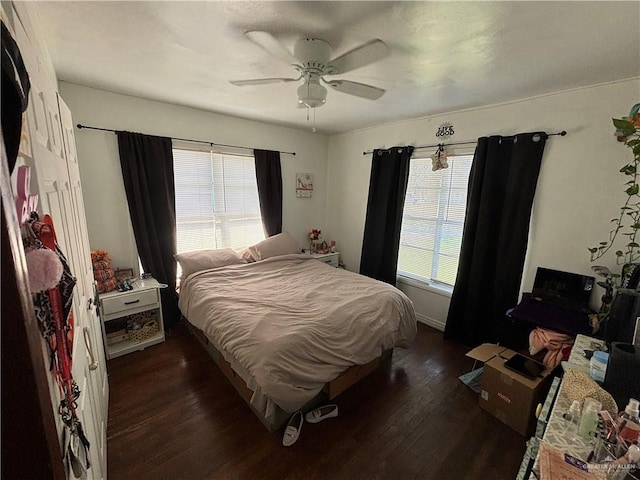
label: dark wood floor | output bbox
[106,322,526,479]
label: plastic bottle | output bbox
[579,398,602,441]
[564,400,582,436]
[618,398,640,445]
[590,350,609,382]
[607,444,640,479]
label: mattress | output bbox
[178,253,416,418]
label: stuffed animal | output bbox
[91,249,117,293]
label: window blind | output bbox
[173,148,264,254]
[398,154,473,287]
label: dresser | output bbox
[98,277,166,359]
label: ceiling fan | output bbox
[230,31,389,109]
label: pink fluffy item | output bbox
[26,248,63,292]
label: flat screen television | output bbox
[532,267,594,312]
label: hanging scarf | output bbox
[26,213,91,477]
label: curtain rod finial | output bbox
[77,124,84,129]
[559,130,567,136]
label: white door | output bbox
[12,9,108,479]
[58,94,109,479]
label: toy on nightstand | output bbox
[117,278,133,292]
[92,249,117,293]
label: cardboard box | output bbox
[467,344,554,437]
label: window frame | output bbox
[396,150,475,291]
[172,141,264,255]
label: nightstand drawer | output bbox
[312,252,339,268]
[101,289,158,316]
[318,256,338,267]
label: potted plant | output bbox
[589,104,640,265]
[588,104,640,326]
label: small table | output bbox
[98,277,166,359]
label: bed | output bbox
[177,248,416,432]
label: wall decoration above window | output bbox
[296,172,314,198]
[435,122,454,140]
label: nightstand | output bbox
[98,277,166,359]
[311,251,340,268]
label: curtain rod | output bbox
[76,124,297,156]
[361,130,567,155]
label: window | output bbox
[173,147,265,254]
[397,154,473,288]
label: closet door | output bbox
[58,94,108,479]
[17,5,72,441]
[12,6,108,479]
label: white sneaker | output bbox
[282,411,303,447]
[304,404,338,424]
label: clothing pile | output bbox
[529,327,574,368]
[91,250,117,293]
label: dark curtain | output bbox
[360,146,414,285]
[444,133,547,346]
[254,149,283,237]
[116,131,179,329]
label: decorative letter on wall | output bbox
[15,165,39,225]
[435,122,454,140]
[296,172,313,198]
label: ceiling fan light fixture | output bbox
[234,31,389,109]
[297,81,327,108]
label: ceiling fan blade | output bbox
[325,79,385,100]
[328,39,389,74]
[245,31,297,65]
[230,77,300,86]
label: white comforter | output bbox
[178,254,416,413]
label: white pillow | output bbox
[247,231,300,260]
[175,248,246,280]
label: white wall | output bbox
[61,78,640,330]
[59,82,329,272]
[327,78,640,330]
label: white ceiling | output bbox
[35,1,640,135]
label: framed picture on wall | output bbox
[296,172,313,198]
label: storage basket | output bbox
[128,319,159,344]
[127,309,160,343]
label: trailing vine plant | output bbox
[589,104,640,265]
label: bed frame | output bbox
[185,320,392,432]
